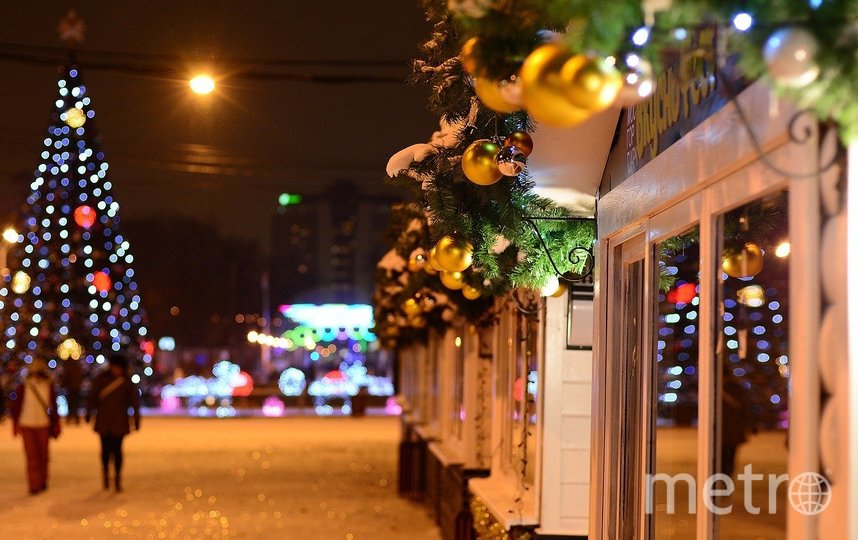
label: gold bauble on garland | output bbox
[407,252,427,273]
[460,37,482,76]
[551,282,568,298]
[403,298,422,317]
[462,139,503,186]
[722,242,764,279]
[561,55,622,113]
[462,285,481,300]
[440,271,466,290]
[520,44,591,127]
[504,131,534,156]
[435,235,474,272]
[428,247,446,272]
[474,77,522,113]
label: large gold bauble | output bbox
[474,77,522,113]
[428,247,446,272]
[440,271,466,290]
[561,55,622,112]
[462,140,503,186]
[520,44,591,127]
[460,37,482,76]
[462,285,481,300]
[722,242,764,279]
[435,235,474,272]
[503,131,534,156]
[403,298,422,317]
[407,253,427,273]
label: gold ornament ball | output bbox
[435,235,474,272]
[428,247,446,272]
[462,139,503,186]
[462,285,481,300]
[64,107,86,128]
[403,298,422,317]
[551,282,568,298]
[561,55,622,112]
[504,131,534,156]
[520,44,591,127]
[440,271,466,290]
[460,37,482,76]
[474,77,522,113]
[408,253,427,273]
[420,295,437,312]
[722,242,764,279]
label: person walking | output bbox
[10,359,61,495]
[86,354,140,492]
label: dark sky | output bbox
[0,1,435,251]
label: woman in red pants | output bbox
[10,359,61,495]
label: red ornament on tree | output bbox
[74,205,96,229]
[92,271,112,292]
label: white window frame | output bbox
[591,81,822,539]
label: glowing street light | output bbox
[189,74,216,95]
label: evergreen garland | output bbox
[373,203,494,348]
[387,0,595,300]
[451,0,858,142]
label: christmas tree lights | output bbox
[0,61,151,379]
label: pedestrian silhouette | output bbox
[10,359,61,494]
[86,354,140,492]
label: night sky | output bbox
[0,1,436,251]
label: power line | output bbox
[0,42,410,84]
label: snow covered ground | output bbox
[0,416,441,540]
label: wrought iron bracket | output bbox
[521,215,596,283]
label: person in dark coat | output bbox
[60,358,83,425]
[86,354,140,492]
[10,359,61,494]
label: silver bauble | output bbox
[494,145,527,176]
[763,27,820,88]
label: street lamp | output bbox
[1,226,18,275]
[189,74,216,95]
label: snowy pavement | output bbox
[0,416,441,540]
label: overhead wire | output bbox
[0,41,410,84]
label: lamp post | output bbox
[1,227,18,275]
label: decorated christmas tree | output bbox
[0,60,151,379]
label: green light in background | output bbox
[278,193,303,206]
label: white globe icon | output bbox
[788,472,831,516]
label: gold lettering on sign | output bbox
[634,28,717,160]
